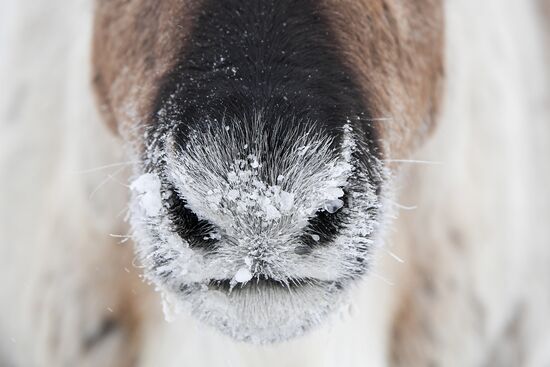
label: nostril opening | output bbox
[163,182,219,249]
[298,191,349,247]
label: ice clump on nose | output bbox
[198,156,297,222]
[322,187,345,214]
[323,199,344,214]
[130,173,163,216]
[234,267,253,283]
[279,191,295,212]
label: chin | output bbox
[176,277,346,343]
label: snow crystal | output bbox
[320,186,345,214]
[130,173,163,216]
[247,154,260,169]
[206,191,223,205]
[325,187,345,200]
[234,267,253,283]
[263,203,281,220]
[279,190,295,212]
[226,189,239,201]
[323,199,344,214]
[227,171,239,182]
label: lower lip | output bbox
[206,277,341,293]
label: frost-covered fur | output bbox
[1,0,550,366]
[129,115,385,342]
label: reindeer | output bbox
[1,0,550,366]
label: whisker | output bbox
[109,233,131,244]
[355,116,395,127]
[364,117,394,122]
[116,205,130,219]
[88,166,127,199]
[123,207,132,222]
[371,271,395,286]
[383,159,443,165]
[388,199,418,211]
[132,256,145,269]
[75,160,139,174]
[107,174,131,189]
[385,249,405,264]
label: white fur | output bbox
[1,0,550,366]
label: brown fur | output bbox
[320,0,444,159]
[92,0,200,134]
[92,0,444,159]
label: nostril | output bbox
[164,182,219,249]
[298,191,348,248]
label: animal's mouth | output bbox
[206,277,340,292]
[170,272,348,343]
